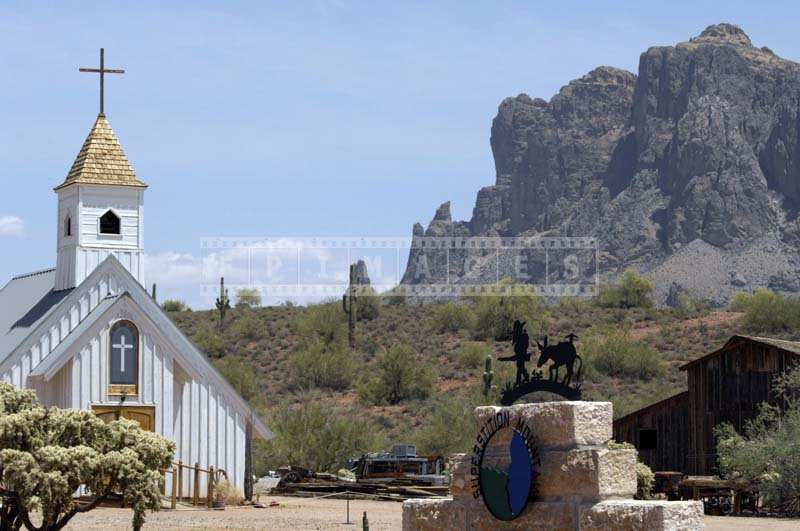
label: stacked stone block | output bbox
[403,402,703,530]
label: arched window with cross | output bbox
[109,320,139,394]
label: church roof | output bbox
[55,114,147,190]
[0,269,70,362]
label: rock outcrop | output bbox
[402,23,800,305]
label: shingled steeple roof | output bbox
[55,114,146,190]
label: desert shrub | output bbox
[382,286,407,306]
[732,288,800,333]
[214,479,244,505]
[582,328,664,380]
[357,287,381,320]
[729,292,752,312]
[235,288,262,308]
[0,382,174,530]
[214,356,262,406]
[162,299,190,312]
[290,339,355,391]
[414,393,478,456]
[256,401,384,473]
[431,302,475,333]
[232,311,261,340]
[635,462,655,499]
[456,341,492,370]
[358,344,435,405]
[292,301,347,347]
[470,283,544,340]
[716,365,800,515]
[596,269,654,309]
[194,326,226,357]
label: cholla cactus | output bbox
[483,355,495,397]
[342,264,357,349]
[216,277,231,330]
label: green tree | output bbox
[414,393,478,456]
[235,288,262,308]
[596,269,654,309]
[0,382,174,530]
[161,299,190,312]
[582,328,664,380]
[716,365,800,515]
[469,281,544,341]
[455,342,492,370]
[290,338,355,391]
[358,344,435,405]
[256,401,384,473]
[730,288,800,333]
[193,326,226,357]
[431,302,476,333]
[214,356,262,407]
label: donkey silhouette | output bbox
[536,334,583,386]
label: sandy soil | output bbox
[64,496,402,530]
[63,498,800,530]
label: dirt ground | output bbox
[64,498,800,530]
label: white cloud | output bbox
[0,216,24,236]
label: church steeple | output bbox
[54,50,146,291]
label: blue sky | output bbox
[2,1,799,307]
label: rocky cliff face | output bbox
[402,24,800,304]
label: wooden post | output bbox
[177,460,184,503]
[193,462,200,506]
[171,465,178,509]
[207,466,215,508]
[160,469,166,496]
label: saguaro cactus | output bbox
[342,263,357,349]
[483,355,495,398]
[216,277,231,330]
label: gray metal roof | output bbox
[0,268,69,363]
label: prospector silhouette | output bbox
[497,320,531,386]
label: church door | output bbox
[92,405,155,432]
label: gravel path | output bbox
[64,499,800,530]
[64,496,402,530]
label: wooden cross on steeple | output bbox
[79,48,124,116]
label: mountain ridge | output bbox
[402,23,800,305]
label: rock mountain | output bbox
[401,24,800,305]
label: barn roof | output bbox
[55,114,146,190]
[0,269,71,362]
[613,390,688,426]
[680,334,800,371]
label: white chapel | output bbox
[0,53,271,497]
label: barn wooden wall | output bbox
[685,339,798,475]
[613,391,689,472]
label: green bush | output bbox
[470,283,543,340]
[162,299,190,312]
[730,288,800,333]
[583,328,664,380]
[596,269,654,309]
[232,311,261,341]
[635,461,655,500]
[194,326,226,357]
[255,400,385,473]
[413,393,478,456]
[431,302,475,333]
[716,365,800,515]
[292,301,348,347]
[456,342,492,370]
[357,287,381,321]
[214,356,262,407]
[235,288,262,308]
[290,339,355,391]
[358,344,435,405]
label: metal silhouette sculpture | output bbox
[497,320,531,386]
[536,333,583,386]
[498,322,583,406]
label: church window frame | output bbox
[99,209,121,236]
[64,215,72,237]
[108,319,139,396]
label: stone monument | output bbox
[403,402,703,530]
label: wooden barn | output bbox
[613,335,800,475]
